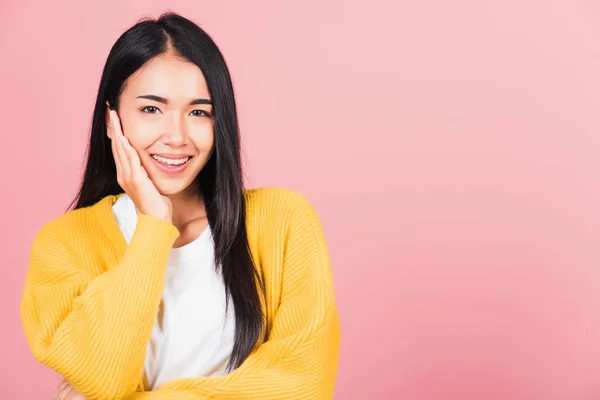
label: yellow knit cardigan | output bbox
[21,187,340,399]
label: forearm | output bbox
[22,214,180,399]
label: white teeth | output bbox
[152,155,190,165]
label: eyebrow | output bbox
[136,94,212,105]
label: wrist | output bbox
[135,208,171,223]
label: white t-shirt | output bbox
[112,194,235,390]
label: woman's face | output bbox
[106,52,215,196]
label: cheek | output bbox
[190,125,215,151]
[121,118,158,150]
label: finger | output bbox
[56,382,73,400]
[110,109,124,138]
[109,115,123,177]
[121,135,143,169]
[55,379,68,399]
[109,115,125,187]
[61,388,76,400]
[56,385,66,400]
[57,379,69,391]
[119,131,151,186]
[117,136,132,179]
[111,112,131,178]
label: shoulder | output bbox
[31,195,116,252]
[244,186,318,218]
[244,188,333,289]
[243,187,326,246]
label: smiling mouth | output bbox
[151,154,191,166]
[149,154,194,174]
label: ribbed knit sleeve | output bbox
[125,190,341,400]
[20,213,180,400]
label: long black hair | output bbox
[69,12,265,372]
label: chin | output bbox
[155,183,187,196]
[155,179,197,197]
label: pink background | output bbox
[2,1,600,399]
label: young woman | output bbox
[20,12,339,400]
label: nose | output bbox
[162,113,188,146]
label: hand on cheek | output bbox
[107,109,173,223]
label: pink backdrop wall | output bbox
[2,1,600,399]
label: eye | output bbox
[141,106,161,114]
[190,109,211,117]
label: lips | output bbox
[150,154,194,174]
[151,154,191,166]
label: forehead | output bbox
[123,53,210,99]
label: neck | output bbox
[167,187,206,232]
